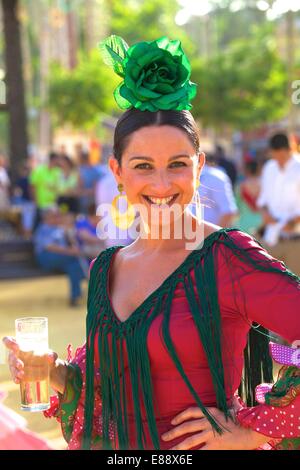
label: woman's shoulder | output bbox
[217,227,271,258]
[215,227,291,275]
[202,223,260,252]
[221,227,261,248]
[89,246,123,274]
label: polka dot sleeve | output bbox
[236,343,300,451]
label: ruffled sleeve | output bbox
[44,343,114,450]
[236,343,300,450]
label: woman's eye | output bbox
[134,163,153,170]
[169,161,187,168]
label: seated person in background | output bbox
[75,203,105,262]
[12,163,36,239]
[33,208,86,307]
[57,156,80,214]
[193,154,238,227]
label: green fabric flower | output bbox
[99,35,197,112]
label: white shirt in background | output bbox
[257,155,300,245]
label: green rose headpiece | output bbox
[98,35,197,112]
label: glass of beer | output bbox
[15,317,50,412]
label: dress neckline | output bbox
[105,227,235,325]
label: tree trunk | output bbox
[286,10,297,135]
[1,0,28,180]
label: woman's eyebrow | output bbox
[129,154,192,162]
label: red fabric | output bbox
[237,395,300,441]
[240,186,259,211]
[0,429,52,450]
[0,396,52,450]
[53,231,300,449]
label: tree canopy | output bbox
[48,50,120,129]
[191,34,288,130]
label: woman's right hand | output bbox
[2,336,58,385]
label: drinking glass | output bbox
[15,317,50,411]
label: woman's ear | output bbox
[108,156,122,184]
[197,152,205,180]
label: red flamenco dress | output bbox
[45,229,300,450]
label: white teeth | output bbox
[146,195,175,205]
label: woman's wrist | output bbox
[243,427,271,450]
[49,358,68,394]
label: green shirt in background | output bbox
[30,165,62,209]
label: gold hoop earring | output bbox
[111,183,135,229]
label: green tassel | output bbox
[239,326,273,406]
[161,282,226,434]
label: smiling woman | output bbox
[3,35,300,451]
[108,109,203,238]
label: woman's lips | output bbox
[142,194,179,207]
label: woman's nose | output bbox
[151,170,172,193]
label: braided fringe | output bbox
[238,326,273,406]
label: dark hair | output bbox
[113,108,200,164]
[205,152,217,165]
[62,155,75,169]
[79,151,90,164]
[49,151,59,162]
[87,202,96,215]
[244,160,258,175]
[269,133,290,150]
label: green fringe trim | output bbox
[82,228,300,449]
[238,326,273,406]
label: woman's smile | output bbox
[142,193,179,207]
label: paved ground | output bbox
[0,275,88,450]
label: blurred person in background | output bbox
[215,145,238,188]
[12,163,36,239]
[0,155,10,211]
[57,155,81,214]
[29,152,62,226]
[33,209,86,307]
[193,153,238,227]
[236,160,263,235]
[77,150,103,214]
[75,202,105,262]
[257,133,300,275]
[58,144,70,160]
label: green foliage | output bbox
[108,0,196,57]
[24,0,290,133]
[48,50,120,129]
[191,35,288,130]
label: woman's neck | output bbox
[134,212,204,253]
